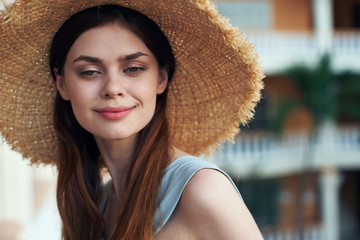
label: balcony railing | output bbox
[262,225,324,240]
[333,31,360,54]
[207,125,360,178]
[243,30,360,74]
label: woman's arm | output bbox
[177,169,264,240]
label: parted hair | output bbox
[50,5,175,240]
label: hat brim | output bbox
[0,0,264,165]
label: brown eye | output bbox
[79,70,101,79]
[123,65,146,75]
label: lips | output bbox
[94,106,135,120]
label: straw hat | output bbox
[0,0,264,165]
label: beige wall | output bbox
[215,0,313,31]
[273,0,313,30]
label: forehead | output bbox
[67,22,152,59]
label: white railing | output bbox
[262,226,324,240]
[246,30,318,58]
[332,31,360,71]
[242,30,360,74]
[333,31,360,54]
[208,125,360,177]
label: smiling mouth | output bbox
[94,106,135,120]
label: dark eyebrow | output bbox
[73,52,148,63]
[73,55,101,63]
[122,52,148,61]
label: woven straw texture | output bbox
[0,0,264,165]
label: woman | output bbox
[0,1,264,240]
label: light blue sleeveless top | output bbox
[99,155,241,236]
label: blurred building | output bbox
[210,0,360,240]
[1,0,359,240]
[0,143,60,239]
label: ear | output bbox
[55,68,70,100]
[156,66,169,94]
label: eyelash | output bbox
[79,70,101,79]
[78,65,146,78]
[123,65,146,75]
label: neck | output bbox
[94,134,138,198]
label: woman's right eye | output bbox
[79,70,101,78]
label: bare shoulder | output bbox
[177,168,264,240]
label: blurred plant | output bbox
[269,53,360,239]
[335,71,360,123]
[270,53,338,132]
[270,53,360,131]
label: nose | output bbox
[100,71,126,98]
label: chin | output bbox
[96,131,138,141]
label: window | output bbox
[216,1,273,28]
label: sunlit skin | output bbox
[56,22,168,189]
[56,23,167,145]
[56,22,263,240]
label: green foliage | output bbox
[269,53,360,133]
[336,71,360,122]
[285,54,338,125]
[269,98,300,134]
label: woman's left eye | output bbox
[124,66,146,75]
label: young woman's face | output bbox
[56,22,168,142]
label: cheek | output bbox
[69,97,90,126]
[143,87,159,110]
[67,89,88,111]
[65,78,98,105]
[135,85,158,121]
[65,84,95,126]
[131,79,158,101]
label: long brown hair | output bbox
[50,5,175,240]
